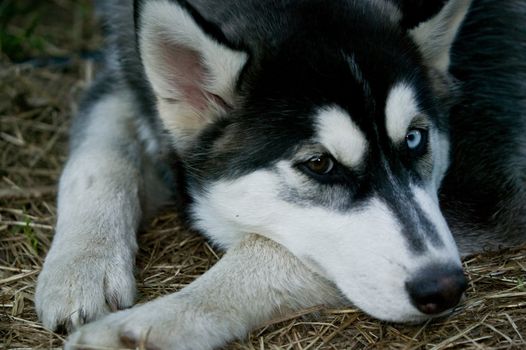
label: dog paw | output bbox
[65,310,159,350]
[65,295,235,350]
[35,246,136,332]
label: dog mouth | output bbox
[299,252,467,324]
[402,300,466,324]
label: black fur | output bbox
[127,0,525,254]
[442,0,526,253]
[390,0,449,29]
[176,0,451,252]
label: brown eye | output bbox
[305,155,334,175]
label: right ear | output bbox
[401,0,472,73]
[137,0,248,150]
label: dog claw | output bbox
[119,329,160,350]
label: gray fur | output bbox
[35,79,171,332]
[65,235,343,350]
[35,0,525,348]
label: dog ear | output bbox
[397,0,472,72]
[137,0,248,150]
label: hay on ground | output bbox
[1,1,525,349]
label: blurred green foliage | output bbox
[0,0,45,61]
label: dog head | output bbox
[136,0,472,322]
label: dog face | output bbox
[137,0,472,322]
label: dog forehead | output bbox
[314,106,368,168]
[385,83,421,142]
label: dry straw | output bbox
[1,1,525,349]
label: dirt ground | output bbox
[1,1,525,349]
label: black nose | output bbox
[406,264,468,315]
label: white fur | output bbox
[384,83,451,193]
[412,185,460,261]
[65,235,342,350]
[35,91,170,331]
[139,0,247,148]
[39,0,472,347]
[385,83,420,143]
[430,130,451,192]
[316,106,368,168]
[192,164,461,322]
[410,0,473,72]
[140,1,246,104]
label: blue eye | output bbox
[406,129,422,149]
[405,128,428,157]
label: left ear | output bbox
[136,0,248,151]
[406,0,473,72]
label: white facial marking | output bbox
[385,83,420,142]
[316,106,368,168]
[191,164,463,322]
[430,130,450,191]
[411,185,460,260]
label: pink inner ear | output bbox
[159,39,222,112]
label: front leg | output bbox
[35,86,168,332]
[66,234,343,350]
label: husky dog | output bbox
[35,0,525,348]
